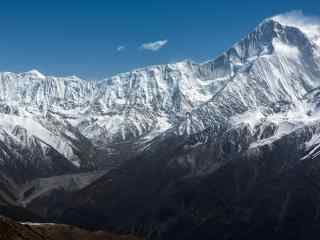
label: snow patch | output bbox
[272,39,300,58]
[25,69,46,79]
[230,110,265,129]
[21,222,57,226]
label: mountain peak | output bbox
[269,11,320,45]
[25,69,46,79]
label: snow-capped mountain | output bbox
[50,16,320,240]
[1,15,320,184]
[177,18,320,140]
[2,13,320,239]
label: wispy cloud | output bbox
[272,10,320,39]
[117,45,126,52]
[140,40,168,51]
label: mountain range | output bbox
[1,14,320,240]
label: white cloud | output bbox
[117,46,126,52]
[271,10,320,41]
[140,40,168,51]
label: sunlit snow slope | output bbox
[1,15,320,183]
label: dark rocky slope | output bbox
[45,121,320,240]
[0,216,142,240]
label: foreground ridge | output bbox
[0,216,143,240]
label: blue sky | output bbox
[0,0,319,79]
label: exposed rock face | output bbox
[52,120,320,240]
